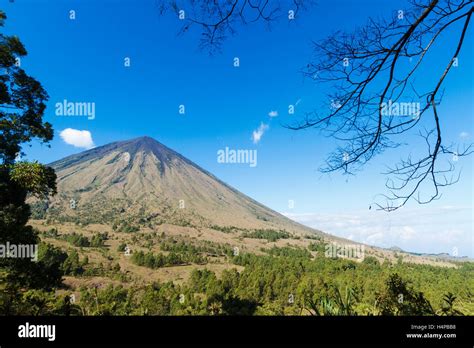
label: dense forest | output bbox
[1,229,472,316]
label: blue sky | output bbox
[4,0,473,256]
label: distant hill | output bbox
[389,245,471,262]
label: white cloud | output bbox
[268,110,278,117]
[252,123,269,144]
[59,128,95,149]
[399,226,415,241]
[459,131,470,139]
[282,206,473,257]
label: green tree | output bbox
[438,292,463,316]
[61,249,84,276]
[0,10,58,314]
[376,273,434,315]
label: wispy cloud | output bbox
[60,128,95,149]
[459,131,470,139]
[282,206,473,257]
[268,110,278,117]
[252,123,269,144]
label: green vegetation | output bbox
[0,10,61,310]
[19,248,472,316]
[2,231,473,315]
[305,234,322,241]
[63,233,91,247]
[30,200,49,219]
[90,232,108,247]
[242,229,291,242]
[62,232,108,248]
[131,250,206,268]
[308,241,328,255]
[266,246,312,259]
[61,249,88,276]
[113,220,140,233]
[117,243,127,252]
[41,228,59,238]
[210,225,243,233]
[159,239,232,258]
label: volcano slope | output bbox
[29,136,460,292]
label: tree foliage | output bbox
[0,10,59,307]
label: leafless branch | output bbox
[157,0,315,54]
[289,0,473,211]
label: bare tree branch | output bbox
[157,0,315,54]
[290,0,473,211]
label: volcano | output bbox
[44,136,324,236]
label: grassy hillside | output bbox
[5,219,470,316]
